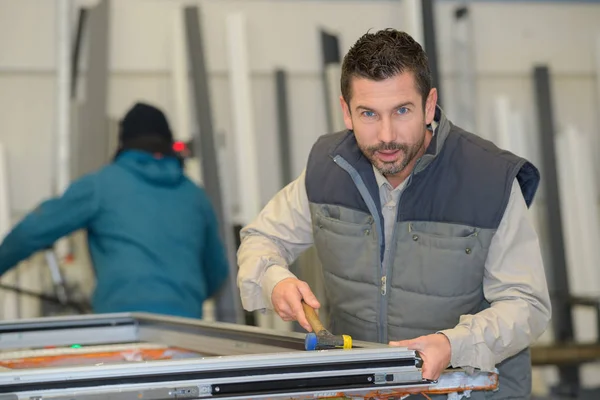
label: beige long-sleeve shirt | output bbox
[237,168,551,371]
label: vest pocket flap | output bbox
[312,204,374,237]
[395,221,487,297]
[408,221,479,249]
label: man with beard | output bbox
[237,29,550,399]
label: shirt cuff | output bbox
[438,325,473,368]
[261,265,297,309]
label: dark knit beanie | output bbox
[118,102,174,155]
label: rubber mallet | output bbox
[302,301,352,351]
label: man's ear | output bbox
[424,88,438,125]
[340,96,353,131]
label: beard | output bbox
[358,132,426,176]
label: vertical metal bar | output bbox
[184,6,242,325]
[594,35,600,186]
[184,6,222,231]
[0,142,18,320]
[596,304,600,345]
[52,0,75,313]
[275,69,292,187]
[70,8,88,99]
[302,32,341,330]
[171,8,191,144]
[56,0,72,194]
[274,68,304,332]
[533,65,579,392]
[595,34,600,116]
[74,0,109,179]
[0,144,10,240]
[403,0,424,46]
[452,4,476,132]
[320,29,342,133]
[44,250,69,306]
[226,13,261,232]
[226,14,291,332]
[421,0,442,107]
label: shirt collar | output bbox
[373,165,392,189]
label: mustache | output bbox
[364,142,408,153]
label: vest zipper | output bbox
[380,158,421,341]
[332,155,428,344]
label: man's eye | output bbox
[396,107,409,115]
[362,111,376,118]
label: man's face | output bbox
[340,72,437,177]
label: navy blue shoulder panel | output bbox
[515,161,540,208]
[399,124,540,229]
[305,131,381,215]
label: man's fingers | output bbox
[290,298,312,332]
[421,364,435,381]
[274,298,295,320]
[298,282,320,309]
[294,305,312,332]
[296,313,312,332]
[277,304,308,328]
[392,335,447,382]
[389,339,415,349]
[421,360,442,381]
[419,352,435,381]
[272,279,319,332]
[277,311,293,322]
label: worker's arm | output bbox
[237,169,316,317]
[0,175,99,275]
[439,179,552,371]
[199,191,229,299]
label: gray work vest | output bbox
[305,108,540,399]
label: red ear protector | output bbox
[172,140,193,159]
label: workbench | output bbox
[0,313,498,399]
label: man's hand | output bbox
[389,333,451,381]
[271,278,320,332]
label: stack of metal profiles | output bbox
[0,313,498,399]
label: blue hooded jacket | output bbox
[0,150,229,318]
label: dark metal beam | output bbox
[73,0,109,179]
[421,0,442,106]
[70,8,88,99]
[319,29,341,133]
[184,6,242,325]
[533,65,579,394]
[275,69,292,187]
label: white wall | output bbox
[1,0,599,212]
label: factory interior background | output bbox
[1,0,600,398]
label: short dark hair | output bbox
[341,29,432,108]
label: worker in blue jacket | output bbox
[0,102,229,318]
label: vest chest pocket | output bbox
[311,206,379,285]
[394,221,489,297]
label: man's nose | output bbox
[377,117,394,143]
